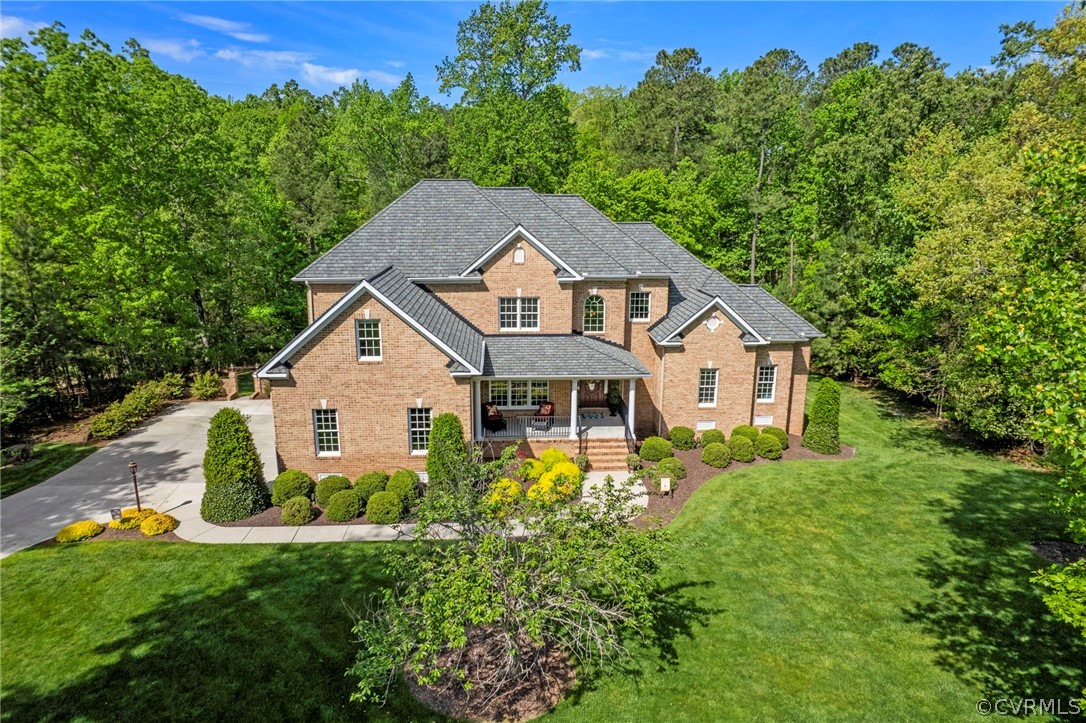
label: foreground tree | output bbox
[200,408,270,522]
[349,446,669,714]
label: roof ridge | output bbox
[734,285,814,338]
[533,193,634,273]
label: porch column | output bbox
[626,380,636,436]
[473,380,483,441]
[569,379,579,440]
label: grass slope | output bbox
[1,442,99,498]
[1,387,1081,720]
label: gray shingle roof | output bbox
[482,335,650,378]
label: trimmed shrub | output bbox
[539,448,571,470]
[803,378,841,455]
[657,456,687,481]
[518,458,545,481]
[730,435,755,463]
[626,453,641,471]
[701,442,731,468]
[367,491,403,523]
[140,513,179,536]
[426,413,467,486]
[109,507,157,530]
[161,372,187,399]
[272,469,314,506]
[315,475,352,507]
[387,469,420,506]
[668,426,696,451]
[200,408,270,522]
[354,472,389,503]
[89,402,131,439]
[56,520,104,543]
[326,489,363,522]
[485,477,523,516]
[640,436,673,462]
[120,381,169,419]
[762,426,789,450]
[281,496,314,525]
[755,433,784,460]
[192,371,221,400]
[700,429,726,447]
[731,425,760,442]
[574,453,590,472]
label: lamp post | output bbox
[128,460,142,512]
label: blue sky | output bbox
[0,2,1067,101]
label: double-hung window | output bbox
[313,409,340,456]
[408,408,432,454]
[488,379,549,408]
[756,365,777,402]
[628,291,651,322]
[498,297,540,330]
[698,369,718,407]
[355,320,382,360]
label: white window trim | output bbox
[697,369,718,408]
[756,365,777,403]
[408,408,432,456]
[498,297,541,331]
[313,409,341,458]
[583,295,606,334]
[487,379,550,409]
[355,319,383,362]
[629,291,651,322]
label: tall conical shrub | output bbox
[426,413,467,487]
[803,378,841,455]
[200,408,270,522]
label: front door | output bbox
[578,380,608,408]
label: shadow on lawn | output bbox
[904,466,1085,707]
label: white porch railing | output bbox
[482,415,573,439]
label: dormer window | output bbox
[583,295,605,334]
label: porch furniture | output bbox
[482,402,507,433]
[531,401,555,432]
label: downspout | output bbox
[656,350,666,437]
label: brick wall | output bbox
[428,238,572,334]
[571,280,626,343]
[308,283,356,322]
[269,292,471,479]
[624,278,669,437]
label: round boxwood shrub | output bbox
[640,436,673,462]
[140,513,179,536]
[326,489,363,522]
[701,442,731,468]
[366,491,403,524]
[574,453,590,472]
[281,496,314,525]
[803,378,841,454]
[731,425,760,442]
[272,469,314,506]
[539,448,571,470]
[730,435,755,463]
[315,475,352,507]
[387,469,420,506]
[657,456,687,481]
[755,432,784,460]
[109,507,157,530]
[668,426,696,451]
[354,471,389,503]
[56,520,104,543]
[200,408,270,522]
[699,429,726,447]
[762,426,789,450]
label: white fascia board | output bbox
[256,279,481,378]
[462,225,582,280]
[660,297,768,346]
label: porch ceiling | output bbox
[481,334,651,379]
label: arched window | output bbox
[583,295,605,333]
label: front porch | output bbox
[477,405,629,441]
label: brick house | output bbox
[256,180,822,477]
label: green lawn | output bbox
[1,442,99,498]
[1,387,1082,721]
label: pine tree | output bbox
[803,378,841,455]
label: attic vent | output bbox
[704,314,722,334]
[513,245,526,264]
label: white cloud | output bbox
[1,15,46,38]
[178,13,269,43]
[619,50,656,63]
[143,39,203,63]
[583,49,609,61]
[360,70,401,86]
[302,62,360,86]
[216,49,314,68]
[384,60,406,69]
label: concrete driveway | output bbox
[0,399,277,557]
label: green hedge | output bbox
[192,371,221,400]
[387,469,420,506]
[200,408,270,522]
[701,442,731,468]
[754,433,783,460]
[657,456,687,481]
[803,378,841,455]
[354,472,389,503]
[699,429,726,447]
[426,413,467,487]
[729,435,755,463]
[762,426,789,450]
[281,496,314,526]
[315,475,352,507]
[88,378,175,439]
[731,425,760,442]
[640,436,673,462]
[325,489,362,522]
[366,491,403,524]
[272,469,313,506]
[668,426,696,451]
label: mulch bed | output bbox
[406,626,576,722]
[1031,540,1086,564]
[637,435,855,526]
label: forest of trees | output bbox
[1,1,1083,453]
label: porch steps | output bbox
[583,438,632,470]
